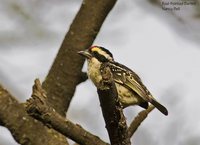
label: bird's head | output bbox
[78,46,114,62]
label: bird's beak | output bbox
[78,50,92,59]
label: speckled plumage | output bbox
[78,46,168,115]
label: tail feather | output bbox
[150,99,168,116]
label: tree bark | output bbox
[97,63,131,145]
[0,0,118,144]
[42,0,118,116]
[0,85,68,145]
[26,79,109,145]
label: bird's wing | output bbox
[109,62,168,115]
[108,62,151,102]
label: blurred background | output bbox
[0,0,200,144]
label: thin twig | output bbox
[128,105,155,137]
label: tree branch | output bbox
[78,72,88,84]
[128,105,155,137]
[26,79,109,145]
[0,84,68,145]
[97,63,131,145]
[42,0,118,116]
[0,0,118,144]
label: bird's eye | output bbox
[92,51,108,62]
[93,51,98,55]
[91,51,99,57]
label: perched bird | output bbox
[78,46,168,115]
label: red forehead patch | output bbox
[89,45,99,50]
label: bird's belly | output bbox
[87,63,102,88]
[87,61,141,107]
[88,70,141,106]
[115,83,141,107]
[88,71,102,88]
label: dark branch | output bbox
[78,72,88,84]
[0,84,68,145]
[128,105,155,137]
[42,0,117,116]
[97,63,131,145]
[26,79,108,145]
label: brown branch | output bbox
[0,0,118,144]
[0,84,68,145]
[26,79,109,145]
[97,63,131,145]
[42,0,118,116]
[128,105,155,137]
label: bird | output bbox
[78,46,168,116]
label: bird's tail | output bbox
[150,98,168,116]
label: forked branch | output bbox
[26,79,108,145]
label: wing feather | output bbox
[109,62,151,102]
[107,61,168,115]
